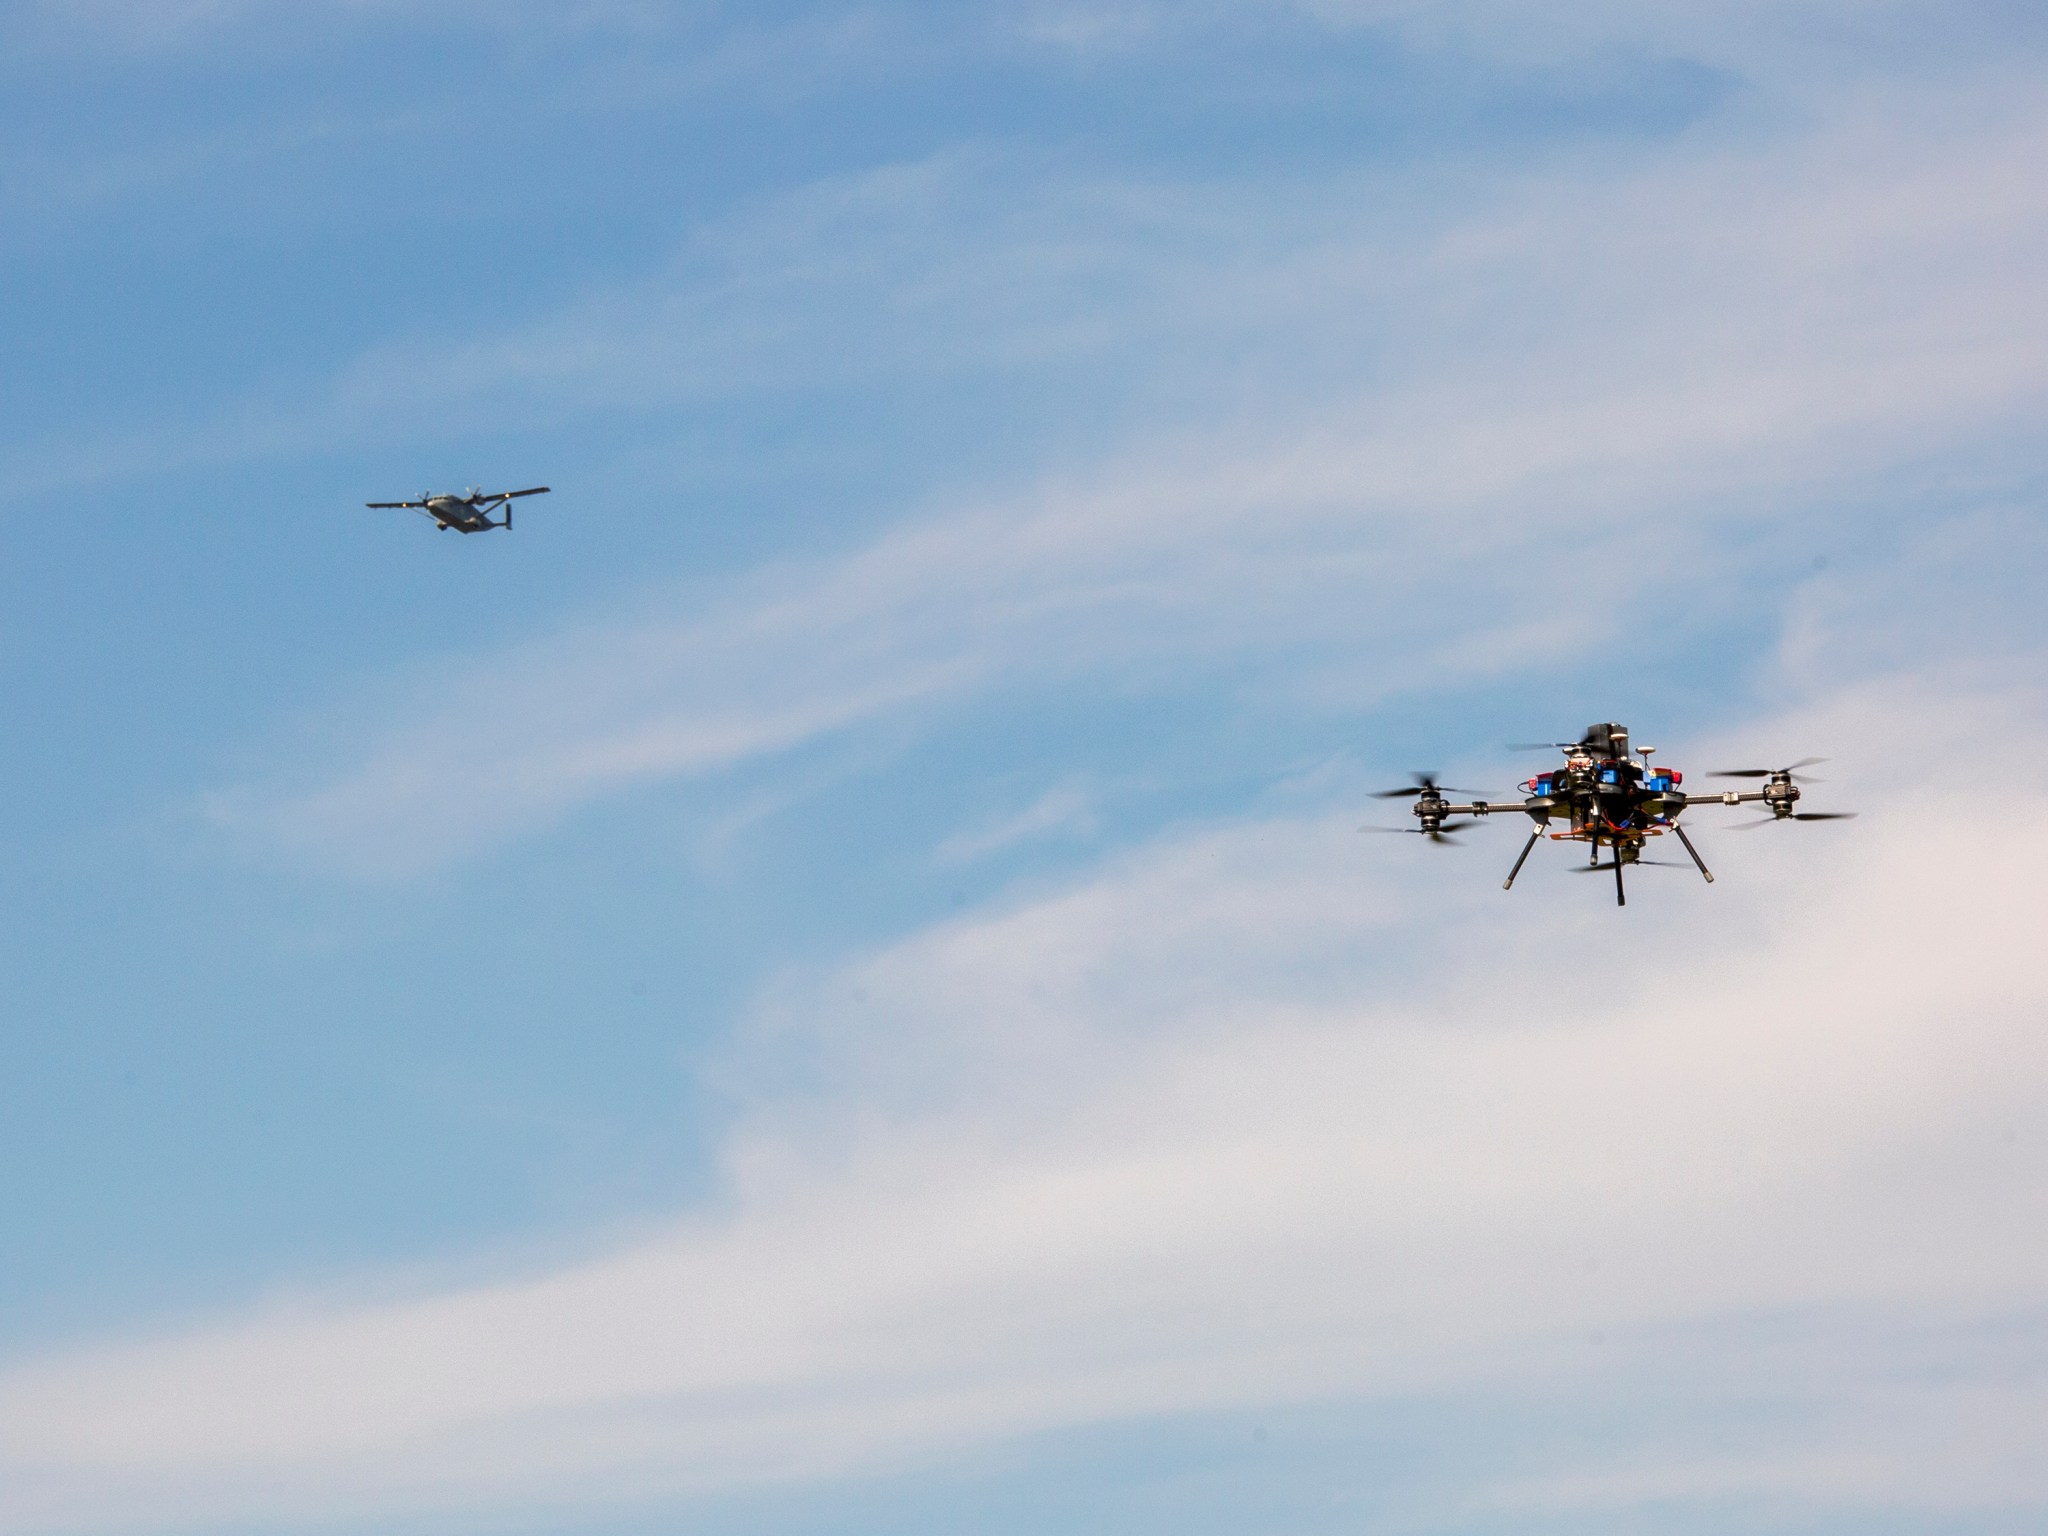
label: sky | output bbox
[1,1,2046,1532]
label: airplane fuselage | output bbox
[424,496,499,532]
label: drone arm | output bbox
[1436,799,1550,819]
[1673,790,1767,809]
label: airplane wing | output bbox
[479,486,551,501]
[366,500,427,509]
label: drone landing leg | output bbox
[1671,822,1715,884]
[1502,829,1541,891]
[1613,844,1626,907]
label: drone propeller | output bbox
[1359,825,1463,844]
[1710,758,1828,780]
[1509,729,1632,752]
[1570,858,1686,871]
[1371,772,1483,800]
[1731,811,1858,830]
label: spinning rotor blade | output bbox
[1730,811,1857,830]
[1710,757,1828,779]
[1570,859,1686,870]
[1358,825,1463,842]
[1371,771,1484,799]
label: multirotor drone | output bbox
[1367,722,1854,905]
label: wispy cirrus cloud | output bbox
[202,75,2048,876]
[11,671,2048,1531]
[10,6,2048,1534]
[933,780,1099,865]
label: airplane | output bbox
[366,485,550,533]
[1365,722,1854,906]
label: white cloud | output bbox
[9,6,2045,1531]
[9,675,2048,1530]
[204,73,2048,876]
[1286,0,1942,73]
[933,782,1099,864]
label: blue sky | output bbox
[2,2,2046,1532]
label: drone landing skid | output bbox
[1501,828,1541,892]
